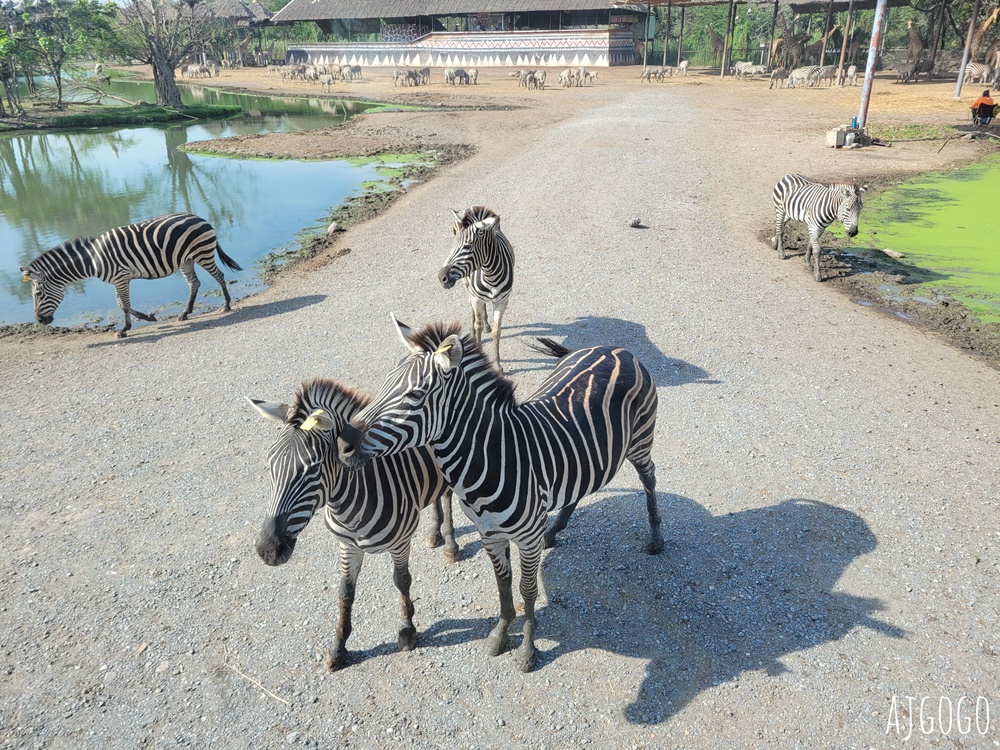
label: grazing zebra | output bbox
[468,68,479,84]
[20,213,240,338]
[964,62,993,85]
[337,318,663,672]
[772,174,866,281]
[559,68,574,86]
[786,65,819,88]
[769,67,788,89]
[677,60,689,75]
[811,64,837,86]
[438,206,514,372]
[889,60,916,83]
[248,378,457,670]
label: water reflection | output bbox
[0,89,379,328]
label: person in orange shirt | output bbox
[970,90,994,110]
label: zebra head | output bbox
[20,263,63,325]
[339,317,469,470]
[836,183,866,238]
[249,381,366,565]
[438,206,501,289]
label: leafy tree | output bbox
[111,0,218,107]
[19,0,114,107]
[0,28,25,116]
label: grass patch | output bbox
[867,122,958,142]
[47,104,242,128]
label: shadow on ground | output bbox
[86,294,327,347]
[532,493,902,724]
[503,316,719,387]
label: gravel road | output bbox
[1,70,998,749]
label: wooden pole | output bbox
[929,0,947,71]
[720,0,736,78]
[677,7,686,67]
[642,6,651,67]
[836,0,855,85]
[768,0,780,65]
[820,0,835,64]
[954,0,981,98]
[663,0,672,67]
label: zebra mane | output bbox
[30,237,94,270]
[287,377,372,428]
[827,181,862,193]
[452,205,499,233]
[406,321,517,403]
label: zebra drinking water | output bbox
[438,206,514,372]
[337,318,664,672]
[20,213,241,338]
[248,377,457,670]
[772,174,865,281]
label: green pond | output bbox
[857,154,1000,323]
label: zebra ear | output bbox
[434,334,463,371]
[247,397,292,423]
[858,184,868,195]
[477,215,499,231]
[391,314,421,352]
[299,408,336,433]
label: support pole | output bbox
[837,0,856,85]
[677,7,686,67]
[929,0,947,71]
[663,0,672,67]
[642,5,651,67]
[720,0,736,78]
[954,0,981,98]
[857,0,888,128]
[768,0,780,65]
[820,0,835,64]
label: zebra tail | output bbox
[216,245,243,272]
[526,337,572,359]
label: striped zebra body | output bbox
[846,65,859,86]
[812,65,837,86]
[964,62,993,85]
[338,319,663,672]
[249,377,457,671]
[772,174,865,281]
[20,213,240,338]
[786,65,819,88]
[734,61,767,81]
[769,67,788,89]
[439,206,514,371]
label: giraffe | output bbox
[707,25,725,67]
[805,24,838,64]
[906,19,924,62]
[971,5,1000,62]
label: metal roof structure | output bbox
[272,1,646,24]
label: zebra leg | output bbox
[513,537,543,672]
[390,543,418,652]
[631,456,664,555]
[201,259,233,312]
[426,490,459,564]
[179,262,200,321]
[774,210,787,259]
[471,298,487,344]
[491,303,506,373]
[543,503,577,549]
[324,543,364,671]
[809,225,824,281]
[113,278,156,339]
[482,537,515,657]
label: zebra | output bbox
[769,67,788,89]
[964,62,993,85]
[811,65,837,86]
[845,64,859,86]
[677,60,689,75]
[468,68,479,84]
[559,68,574,86]
[786,65,820,88]
[438,206,514,372]
[772,174,866,281]
[337,318,663,673]
[20,213,241,338]
[889,60,916,83]
[248,377,457,671]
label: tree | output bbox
[112,0,218,107]
[19,0,114,108]
[0,28,26,117]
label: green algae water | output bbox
[859,155,1000,323]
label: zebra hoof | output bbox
[542,532,557,549]
[486,627,510,657]
[646,533,665,556]
[425,532,443,549]
[515,644,537,673]
[398,627,417,652]
[178,313,189,322]
[444,543,460,564]
[116,330,128,339]
[323,647,348,672]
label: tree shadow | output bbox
[85,295,327,348]
[533,493,902,724]
[502,316,719,387]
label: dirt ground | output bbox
[2,63,999,749]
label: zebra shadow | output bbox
[534,493,903,724]
[86,295,328,347]
[502,316,720,387]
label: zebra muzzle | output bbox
[438,267,457,289]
